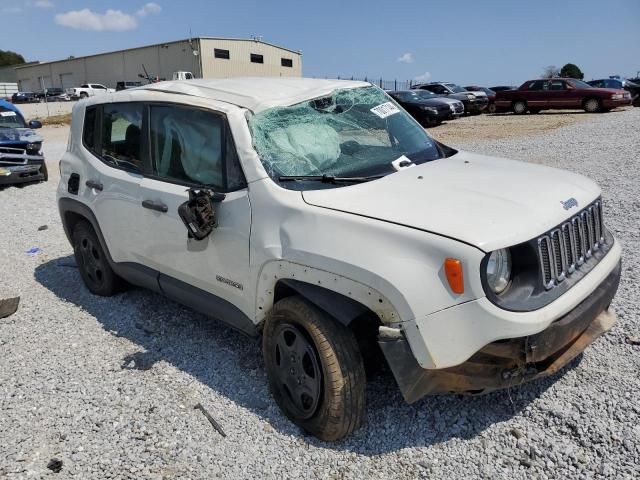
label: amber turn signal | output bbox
[444,258,464,294]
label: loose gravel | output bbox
[1,109,639,479]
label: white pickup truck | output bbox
[67,84,115,100]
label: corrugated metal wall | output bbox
[14,38,302,92]
[199,39,302,78]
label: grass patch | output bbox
[40,113,72,126]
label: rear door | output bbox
[138,102,253,321]
[524,80,549,109]
[82,102,147,264]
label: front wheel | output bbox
[487,102,496,114]
[512,100,527,114]
[583,98,601,113]
[80,92,88,99]
[263,296,366,441]
[40,162,48,182]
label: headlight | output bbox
[611,93,622,100]
[26,142,42,153]
[467,94,475,101]
[486,249,511,294]
[421,106,438,113]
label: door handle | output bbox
[142,200,168,213]
[85,179,103,191]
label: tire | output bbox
[80,92,88,99]
[512,100,527,114]
[487,103,496,114]
[40,162,48,182]
[263,296,366,441]
[583,98,601,113]
[72,221,124,296]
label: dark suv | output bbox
[0,100,47,186]
[412,82,489,114]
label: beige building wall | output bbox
[15,38,301,92]
[199,38,302,78]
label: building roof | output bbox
[138,77,371,112]
[14,37,301,70]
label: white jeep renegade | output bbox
[57,78,621,441]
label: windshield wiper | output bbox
[278,174,386,184]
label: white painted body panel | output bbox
[57,80,621,373]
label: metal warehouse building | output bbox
[14,37,302,92]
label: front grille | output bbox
[0,146,26,155]
[537,200,605,290]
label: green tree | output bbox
[0,50,25,67]
[560,63,584,79]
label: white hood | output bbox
[302,151,601,252]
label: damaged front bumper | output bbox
[0,158,46,186]
[379,261,621,404]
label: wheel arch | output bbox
[256,260,402,328]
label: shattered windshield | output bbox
[0,107,27,129]
[248,86,442,187]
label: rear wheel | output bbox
[487,102,496,114]
[583,98,601,113]
[512,100,527,114]
[80,92,88,99]
[72,221,124,296]
[263,296,366,441]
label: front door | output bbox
[547,80,577,108]
[138,103,253,322]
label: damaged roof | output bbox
[138,77,371,113]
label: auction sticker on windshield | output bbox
[370,102,400,119]
[0,111,17,117]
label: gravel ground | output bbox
[1,109,639,479]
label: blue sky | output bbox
[3,0,640,86]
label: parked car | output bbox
[495,78,632,114]
[465,86,497,113]
[587,78,640,107]
[0,99,47,186]
[67,84,115,100]
[489,85,517,93]
[412,82,489,114]
[11,92,39,104]
[116,81,143,91]
[37,88,71,102]
[387,90,463,126]
[57,78,621,441]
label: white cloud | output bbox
[136,2,162,17]
[34,0,54,8]
[397,52,414,64]
[413,72,432,82]
[55,8,138,31]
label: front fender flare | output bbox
[255,260,401,325]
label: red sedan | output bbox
[495,78,632,114]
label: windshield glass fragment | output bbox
[248,86,443,187]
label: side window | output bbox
[149,105,245,191]
[83,107,98,153]
[429,85,446,94]
[527,81,546,91]
[101,103,144,171]
[549,80,565,90]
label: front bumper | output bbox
[602,98,632,109]
[379,260,621,403]
[0,160,46,185]
[465,98,489,113]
